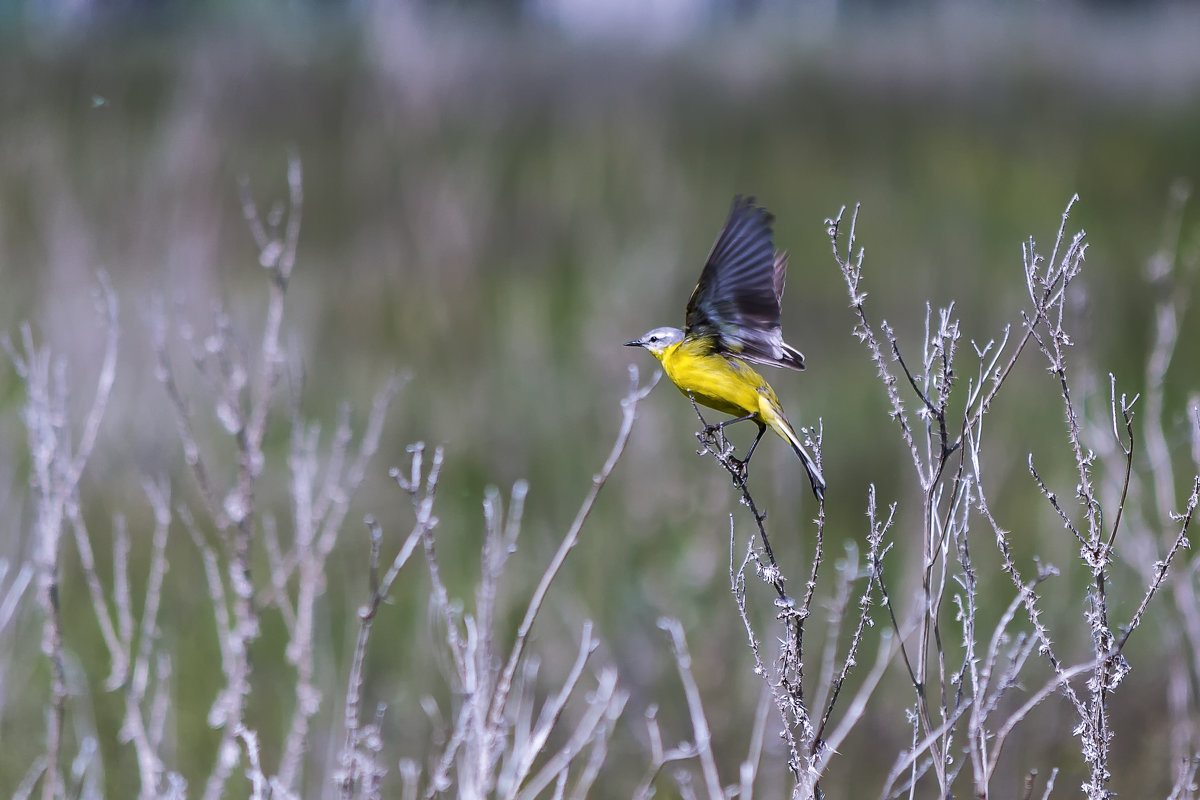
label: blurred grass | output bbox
[1,6,1199,796]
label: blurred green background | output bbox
[1,2,1199,797]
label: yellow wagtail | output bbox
[626,196,825,500]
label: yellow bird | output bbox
[626,196,825,500]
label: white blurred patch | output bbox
[532,0,709,45]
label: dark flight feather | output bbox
[685,196,806,371]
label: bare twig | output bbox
[486,366,657,735]
[5,273,118,800]
[278,376,402,791]
[339,444,440,799]
[692,394,829,783]
[659,618,724,800]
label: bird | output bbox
[625,196,825,500]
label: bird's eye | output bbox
[649,335,659,343]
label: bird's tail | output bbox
[767,407,826,501]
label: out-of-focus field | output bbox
[1,6,1199,797]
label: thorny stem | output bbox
[1116,476,1199,654]
[826,196,1194,799]
[796,435,828,694]
[689,396,795,600]
[812,491,889,753]
[689,394,838,784]
[831,205,961,783]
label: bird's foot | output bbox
[728,455,750,484]
[699,424,730,456]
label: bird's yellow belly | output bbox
[660,343,769,420]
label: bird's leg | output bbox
[742,422,767,463]
[705,412,756,438]
[701,412,754,454]
[730,421,768,480]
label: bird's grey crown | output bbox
[640,326,684,346]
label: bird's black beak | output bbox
[624,339,642,347]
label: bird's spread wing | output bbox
[685,196,805,371]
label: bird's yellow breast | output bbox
[656,337,777,420]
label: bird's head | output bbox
[624,326,685,358]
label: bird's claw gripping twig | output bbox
[728,455,750,484]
